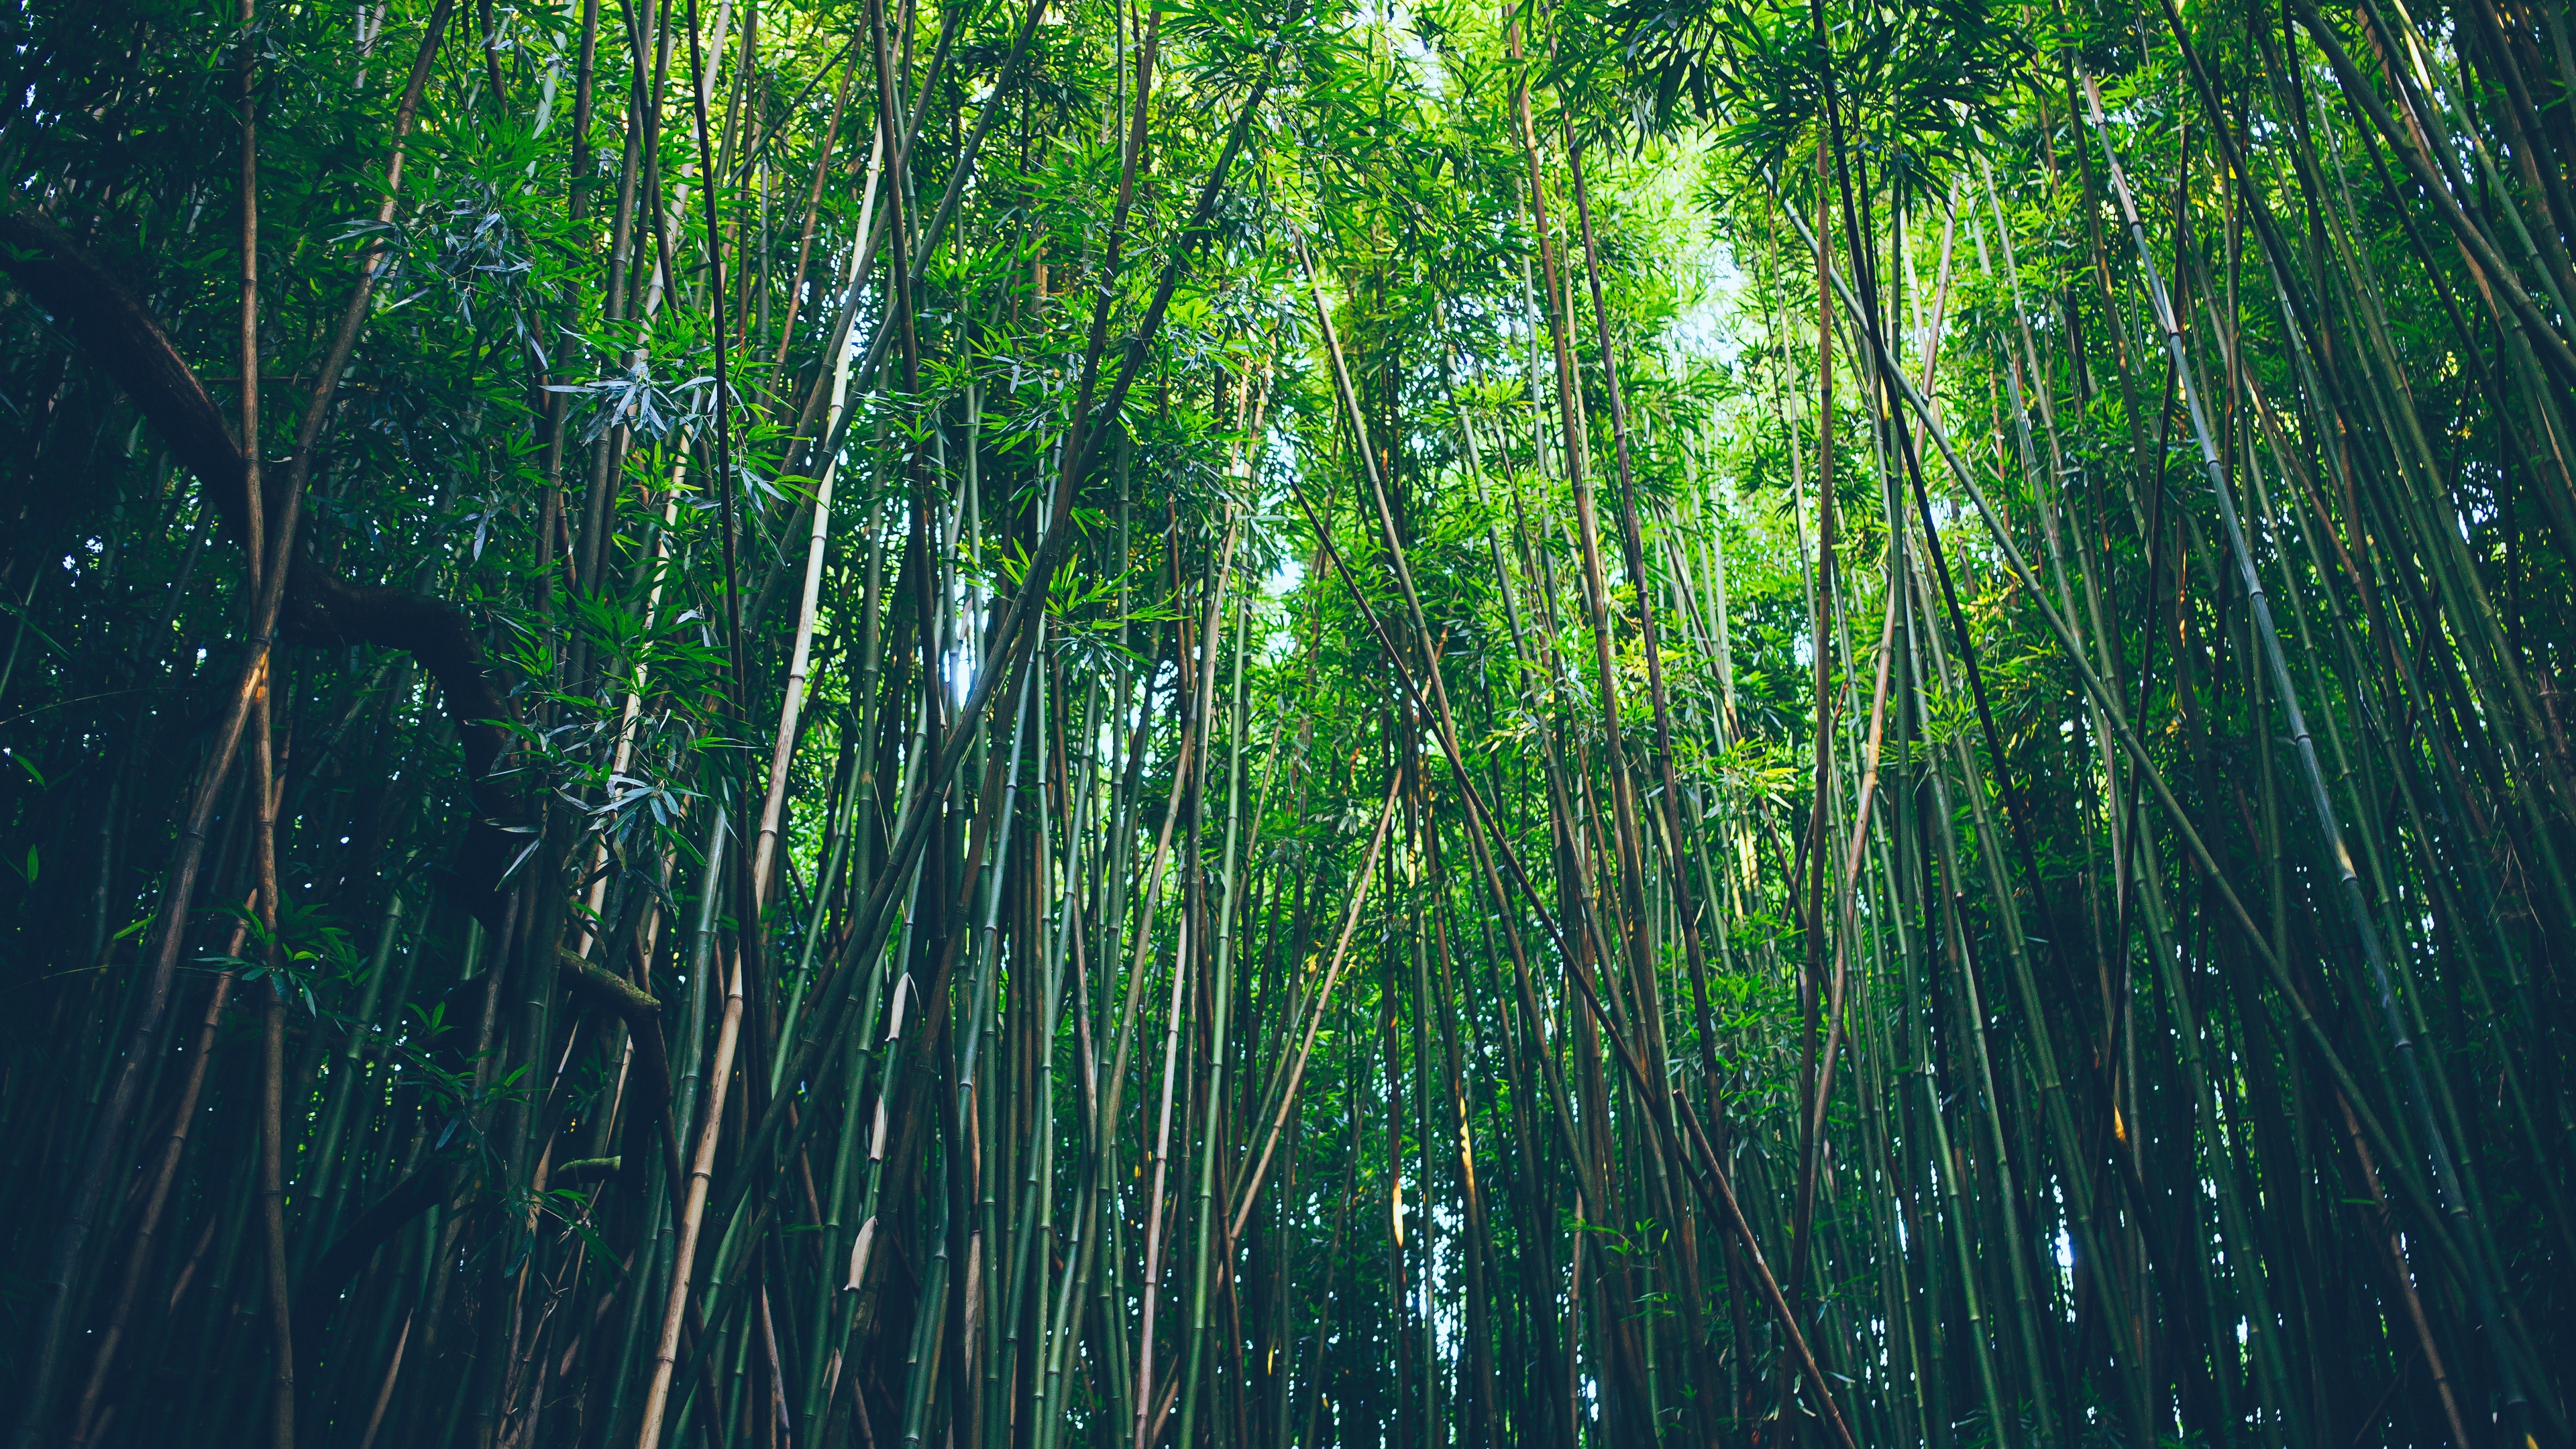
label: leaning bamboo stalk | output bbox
[1283,417,1818,1442]
[1668,1092,1862,1449]
[66,894,256,1447]
[1793,578,1899,1233]
[576,474,684,957]
[1128,517,1236,1449]
[8,5,459,1429]
[749,235,869,910]
[1225,773,1401,1244]
[1290,248,1672,1259]
[1778,191,2437,1232]
[1557,148,1731,1440]
[1906,544,2082,1441]
[1783,135,1841,1376]
[297,890,410,1253]
[633,807,742,1449]
[1173,541,1298,1446]
[991,674,1087,1441]
[2079,68,2537,1425]
[706,48,1284,1227]
[764,40,856,377]
[353,1311,411,1449]
[1128,884,1194,1449]
[1099,527,1237,1137]
[2288,0,2576,384]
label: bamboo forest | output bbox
[9,0,2576,1437]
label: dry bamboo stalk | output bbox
[633,809,742,1449]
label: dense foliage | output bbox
[1,0,2569,1442]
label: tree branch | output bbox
[0,209,531,925]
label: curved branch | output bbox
[557,945,663,1022]
[284,574,526,921]
[0,212,252,533]
[0,209,530,925]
